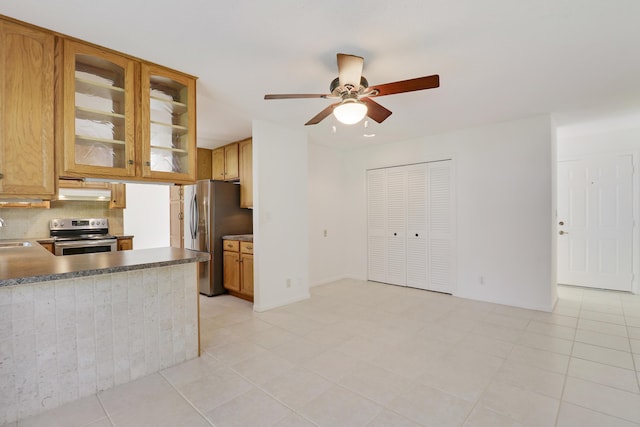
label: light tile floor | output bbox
[5,280,640,426]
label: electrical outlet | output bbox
[479,276,485,285]
[323,229,328,237]
[286,278,291,288]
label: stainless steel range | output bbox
[50,218,117,256]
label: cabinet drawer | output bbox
[223,240,239,251]
[240,241,253,254]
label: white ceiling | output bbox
[2,0,640,149]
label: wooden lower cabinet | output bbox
[240,251,254,297]
[38,242,54,254]
[222,239,254,301]
[117,237,133,251]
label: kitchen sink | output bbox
[0,241,33,248]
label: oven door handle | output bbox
[54,239,117,248]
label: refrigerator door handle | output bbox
[204,198,210,253]
[190,193,198,240]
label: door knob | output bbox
[559,221,565,226]
[559,230,568,235]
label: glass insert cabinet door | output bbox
[141,63,196,180]
[62,40,136,177]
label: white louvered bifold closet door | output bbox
[367,161,453,293]
[385,167,408,286]
[406,164,428,289]
[427,162,453,293]
[367,169,387,283]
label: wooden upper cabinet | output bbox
[212,147,225,180]
[197,148,212,180]
[239,138,252,208]
[58,38,197,184]
[59,39,137,179]
[224,143,239,181]
[0,19,55,199]
[109,183,126,208]
[140,63,196,183]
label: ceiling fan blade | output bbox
[361,98,392,123]
[368,74,440,97]
[265,94,331,100]
[337,53,364,89]
[305,103,339,126]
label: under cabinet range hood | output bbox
[57,187,111,201]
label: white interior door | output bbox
[557,155,633,291]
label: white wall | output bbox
[123,183,170,249]
[558,126,640,159]
[339,115,555,311]
[308,142,348,286]
[253,120,310,311]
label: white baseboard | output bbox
[253,292,311,312]
[310,274,369,287]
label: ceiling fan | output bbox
[264,53,440,126]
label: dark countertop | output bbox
[0,239,209,287]
[222,234,253,242]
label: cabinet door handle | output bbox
[128,160,134,165]
[145,161,151,166]
[0,173,3,179]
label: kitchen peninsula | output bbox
[0,243,208,424]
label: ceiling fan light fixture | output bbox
[333,99,368,125]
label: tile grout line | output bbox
[554,294,580,427]
[157,370,217,427]
[622,300,640,392]
[95,393,116,427]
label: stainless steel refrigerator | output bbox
[184,180,253,296]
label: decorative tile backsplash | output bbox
[0,263,198,425]
[0,201,124,239]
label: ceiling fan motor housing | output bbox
[330,76,369,97]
